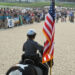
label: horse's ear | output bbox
[9,70,22,75]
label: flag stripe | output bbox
[49,42,54,55]
[45,17,52,30]
[43,29,51,42]
[47,13,53,22]
[43,42,50,52]
[43,25,52,40]
[44,22,52,35]
[46,16,53,28]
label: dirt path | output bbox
[0,21,75,75]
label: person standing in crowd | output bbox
[64,9,67,22]
[55,11,60,23]
[69,11,74,22]
[61,9,65,22]
[19,13,23,25]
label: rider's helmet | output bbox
[27,29,36,39]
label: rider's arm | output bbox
[33,42,43,55]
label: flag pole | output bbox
[49,0,52,73]
[50,60,52,75]
[49,0,55,75]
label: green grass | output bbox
[0,2,75,8]
[0,2,50,8]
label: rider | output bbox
[22,29,43,63]
[21,29,49,75]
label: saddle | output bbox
[23,59,35,65]
[22,54,40,65]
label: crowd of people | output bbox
[0,8,48,29]
[55,7,75,23]
[0,7,75,29]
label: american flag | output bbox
[42,0,55,63]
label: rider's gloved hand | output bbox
[47,59,54,68]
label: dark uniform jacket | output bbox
[23,39,43,56]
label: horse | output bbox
[6,59,43,75]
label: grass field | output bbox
[0,2,75,8]
[0,2,50,8]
